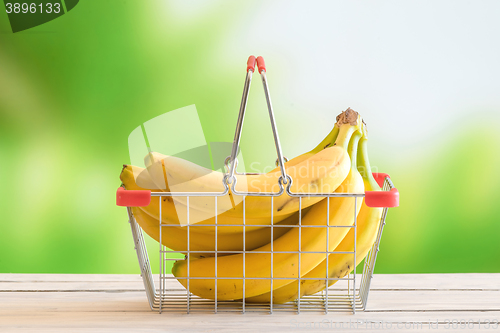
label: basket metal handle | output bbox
[226,55,288,185]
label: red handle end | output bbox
[364,173,399,207]
[116,187,151,207]
[247,56,256,72]
[372,173,390,188]
[256,56,266,73]
[365,188,399,208]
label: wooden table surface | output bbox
[1,273,499,332]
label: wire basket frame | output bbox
[125,175,394,314]
[119,56,398,314]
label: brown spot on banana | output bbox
[277,197,300,212]
[309,178,322,190]
[276,176,322,211]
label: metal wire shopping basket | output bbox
[116,56,399,314]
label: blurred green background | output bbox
[1,0,499,274]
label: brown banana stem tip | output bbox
[336,107,359,126]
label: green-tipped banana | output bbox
[245,123,382,304]
[143,122,349,222]
[171,109,363,301]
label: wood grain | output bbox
[1,273,499,332]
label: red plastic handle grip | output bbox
[365,187,399,208]
[256,56,266,73]
[372,172,391,188]
[116,187,151,207]
[365,173,399,207]
[247,56,256,72]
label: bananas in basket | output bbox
[120,108,383,303]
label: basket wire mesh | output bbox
[126,175,394,314]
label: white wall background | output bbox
[167,0,500,168]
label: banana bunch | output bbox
[244,125,383,303]
[143,136,351,222]
[121,165,310,257]
[119,112,349,254]
[171,108,370,301]
[120,107,384,302]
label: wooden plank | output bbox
[1,274,500,333]
[1,309,499,333]
[367,273,500,290]
[0,281,146,292]
[1,290,499,312]
[0,274,144,283]
[2,273,499,291]
[366,290,500,311]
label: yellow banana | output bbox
[142,123,338,191]
[154,146,350,214]
[123,123,343,232]
[144,152,170,191]
[144,125,339,190]
[120,164,295,233]
[245,130,382,303]
[261,124,340,173]
[171,109,363,300]
[130,206,309,258]
[302,134,383,296]
[123,165,311,256]
[144,125,348,220]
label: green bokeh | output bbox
[1,1,499,274]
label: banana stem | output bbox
[357,137,379,190]
[335,125,356,151]
[347,132,362,169]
